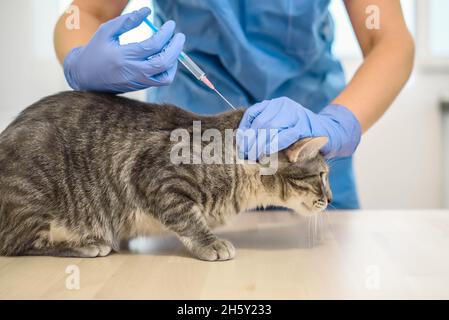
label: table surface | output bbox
[1,210,449,300]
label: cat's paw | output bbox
[193,239,235,261]
[77,245,112,258]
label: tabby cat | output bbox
[0,92,331,261]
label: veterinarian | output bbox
[54,0,414,209]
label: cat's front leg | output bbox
[154,199,235,261]
[179,234,235,261]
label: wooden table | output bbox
[1,210,449,299]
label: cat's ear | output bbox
[284,137,328,163]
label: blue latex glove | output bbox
[63,7,185,93]
[237,97,362,160]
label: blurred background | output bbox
[0,0,448,209]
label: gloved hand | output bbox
[237,97,362,160]
[63,7,185,93]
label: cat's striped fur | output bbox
[0,92,331,260]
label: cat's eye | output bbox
[295,174,320,180]
[289,175,320,188]
[320,172,327,182]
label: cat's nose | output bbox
[327,195,332,204]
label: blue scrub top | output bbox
[150,0,360,209]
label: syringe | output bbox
[143,18,236,110]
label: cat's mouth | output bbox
[313,199,328,211]
[300,200,328,214]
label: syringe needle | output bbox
[213,88,237,110]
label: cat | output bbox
[0,91,331,261]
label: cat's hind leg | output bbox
[24,223,113,257]
[0,210,112,257]
[0,185,113,258]
[24,239,112,258]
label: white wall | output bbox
[0,1,68,131]
[348,61,449,209]
[0,0,448,209]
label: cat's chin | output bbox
[292,202,326,216]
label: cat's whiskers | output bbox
[322,209,336,241]
[307,215,313,248]
[318,213,324,242]
[305,212,321,248]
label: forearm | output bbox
[54,0,128,64]
[54,11,100,64]
[333,34,414,133]
[334,0,415,133]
